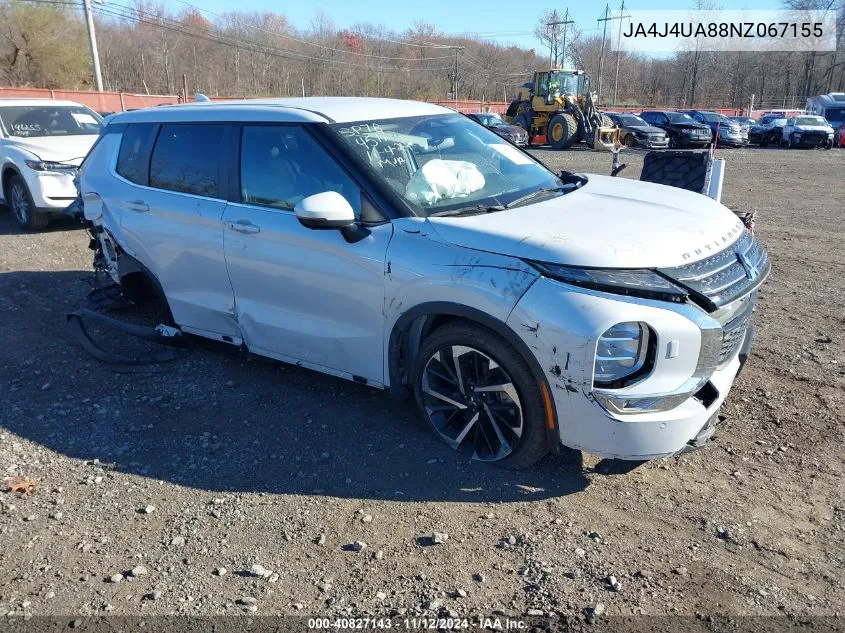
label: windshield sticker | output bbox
[10,123,41,136]
[71,112,98,125]
[338,123,387,141]
[490,143,533,165]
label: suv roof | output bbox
[110,97,451,126]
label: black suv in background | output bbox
[639,110,712,148]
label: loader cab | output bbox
[534,71,590,108]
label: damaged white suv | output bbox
[78,98,769,468]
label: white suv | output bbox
[78,98,769,468]
[0,99,103,230]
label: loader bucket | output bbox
[592,126,618,152]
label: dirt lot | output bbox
[0,146,843,623]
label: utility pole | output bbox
[748,93,755,117]
[454,48,459,106]
[546,11,573,69]
[560,9,573,68]
[597,5,612,104]
[449,46,464,105]
[613,0,630,106]
[82,0,103,91]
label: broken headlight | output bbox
[527,262,688,303]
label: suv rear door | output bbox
[111,122,240,341]
[221,123,392,386]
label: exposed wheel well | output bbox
[2,165,21,196]
[116,254,174,324]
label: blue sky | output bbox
[177,0,783,52]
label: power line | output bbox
[93,3,453,73]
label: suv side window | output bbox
[116,123,157,185]
[240,125,362,217]
[150,124,224,198]
[640,112,655,123]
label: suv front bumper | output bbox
[21,167,80,212]
[508,278,753,460]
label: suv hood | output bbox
[794,124,833,132]
[7,136,98,165]
[427,175,743,268]
[491,124,527,135]
[625,124,665,135]
[672,123,710,131]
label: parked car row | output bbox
[604,108,839,150]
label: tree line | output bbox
[1,0,843,110]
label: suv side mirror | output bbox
[294,191,355,229]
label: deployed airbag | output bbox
[405,159,485,205]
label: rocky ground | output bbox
[0,146,843,625]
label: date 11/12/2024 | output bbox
[307,617,529,630]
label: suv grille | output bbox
[717,296,755,364]
[660,230,770,309]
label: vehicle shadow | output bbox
[0,205,83,235]
[0,269,591,503]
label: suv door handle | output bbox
[227,219,260,234]
[127,200,149,213]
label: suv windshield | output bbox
[0,105,102,138]
[330,114,564,216]
[795,116,828,126]
[472,113,504,126]
[666,112,696,124]
[619,115,648,126]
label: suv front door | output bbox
[222,124,393,386]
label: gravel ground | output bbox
[0,146,843,622]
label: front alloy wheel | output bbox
[412,322,549,469]
[10,179,29,225]
[421,345,523,462]
[5,174,47,231]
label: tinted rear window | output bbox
[150,124,224,198]
[116,123,157,185]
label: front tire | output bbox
[623,133,637,148]
[5,174,48,231]
[412,322,549,469]
[668,135,679,149]
[547,113,578,150]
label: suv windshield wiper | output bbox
[429,203,506,217]
[504,186,569,209]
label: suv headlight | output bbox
[24,160,75,172]
[527,262,689,303]
[594,321,653,387]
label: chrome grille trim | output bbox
[715,293,756,365]
[660,230,770,310]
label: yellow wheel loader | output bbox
[504,70,617,151]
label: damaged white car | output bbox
[77,98,769,468]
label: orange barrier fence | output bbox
[0,87,179,112]
[1,86,757,117]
